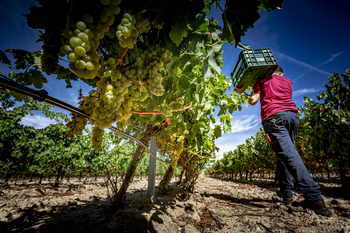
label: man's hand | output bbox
[234,84,246,95]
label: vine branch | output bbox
[127,78,144,85]
[115,47,129,67]
[155,136,177,147]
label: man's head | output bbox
[273,67,284,76]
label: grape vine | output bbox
[1,0,285,198]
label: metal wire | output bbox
[0,77,170,164]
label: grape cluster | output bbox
[133,91,148,102]
[67,46,174,143]
[41,31,60,75]
[25,1,69,75]
[116,13,152,49]
[127,47,172,97]
[89,61,134,129]
[92,126,105,151]
[66,114,88,138]
[171,135,185,168]
[79,89,99,116]
[131,99,147,111]
[158,133,185,169]
[61,0,122,79]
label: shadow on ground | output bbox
[0,180,185,233]
[210,175,349,200]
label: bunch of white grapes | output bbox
[92,126,105,151]
[131,99,147,111]
[116,13,152,49]
[60,0,122,79]
[79,89,99,116]
[169,134,185,168]
[132,91,148,102]
[127,47,172,97]
[88,57,134,129]
[66,114,88,138]
[74,90,108,151]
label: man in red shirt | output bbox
[234,67,331,217]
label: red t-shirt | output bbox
[253,74,298,122]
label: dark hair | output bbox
[273,66,284,75]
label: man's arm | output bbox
[248,92,260,106]
[234,85,260,106]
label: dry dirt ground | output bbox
[0,174,349,233]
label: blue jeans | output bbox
[262,110,323,202]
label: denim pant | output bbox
[262,110,323,202]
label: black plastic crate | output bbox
[231,48,278,88]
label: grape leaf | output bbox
[27,69,47,89]
[194,20,209,33]
[222,0,261,46]
[201,59,211,79]
[180,76,189,89]
[56,66,79,88]
[208,55,221,74]
[214,125,222,138]
[0,50,12,68]
[169,19,188,47]
[260,0,283,11]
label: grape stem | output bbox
[130,105,194,115]
[155,136,177,147]
[184,153,196,166]
[99,47,107,60]
[115,47,129,66]
[127,78,144,85]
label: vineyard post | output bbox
[147,136,157,203]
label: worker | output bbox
[234,66,331,217]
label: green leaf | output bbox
[145,102,154,112]
[0,50,12,68]
[214,125,222,138]
[56,66,79,88]
[9,71,17,79]
[260,0,283,11]
[28,69,47,89]
[208,55,221,73]
[210,115,216,124]
[176,68,182,76]
[221,20,234,45]
[201,59,211,79]
[180,76,189,90]
[169,19,188,47]
[203,101,212,112]
[221,0,261,46]
[194,20,209,33]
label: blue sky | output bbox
[1,0,350,159]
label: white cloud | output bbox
[211,114,261,160]
[210,114,260,133]
[318,51,344,67]
[20,114,59,129]
[280,51,343,81]
[274,51,331,79]
[59,88,81,107]
[214,133,252,160]
[293,87,324,97]
[230,114,260,133]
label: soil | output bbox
[0,174,349,233]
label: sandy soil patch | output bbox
[0,175,349,232]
